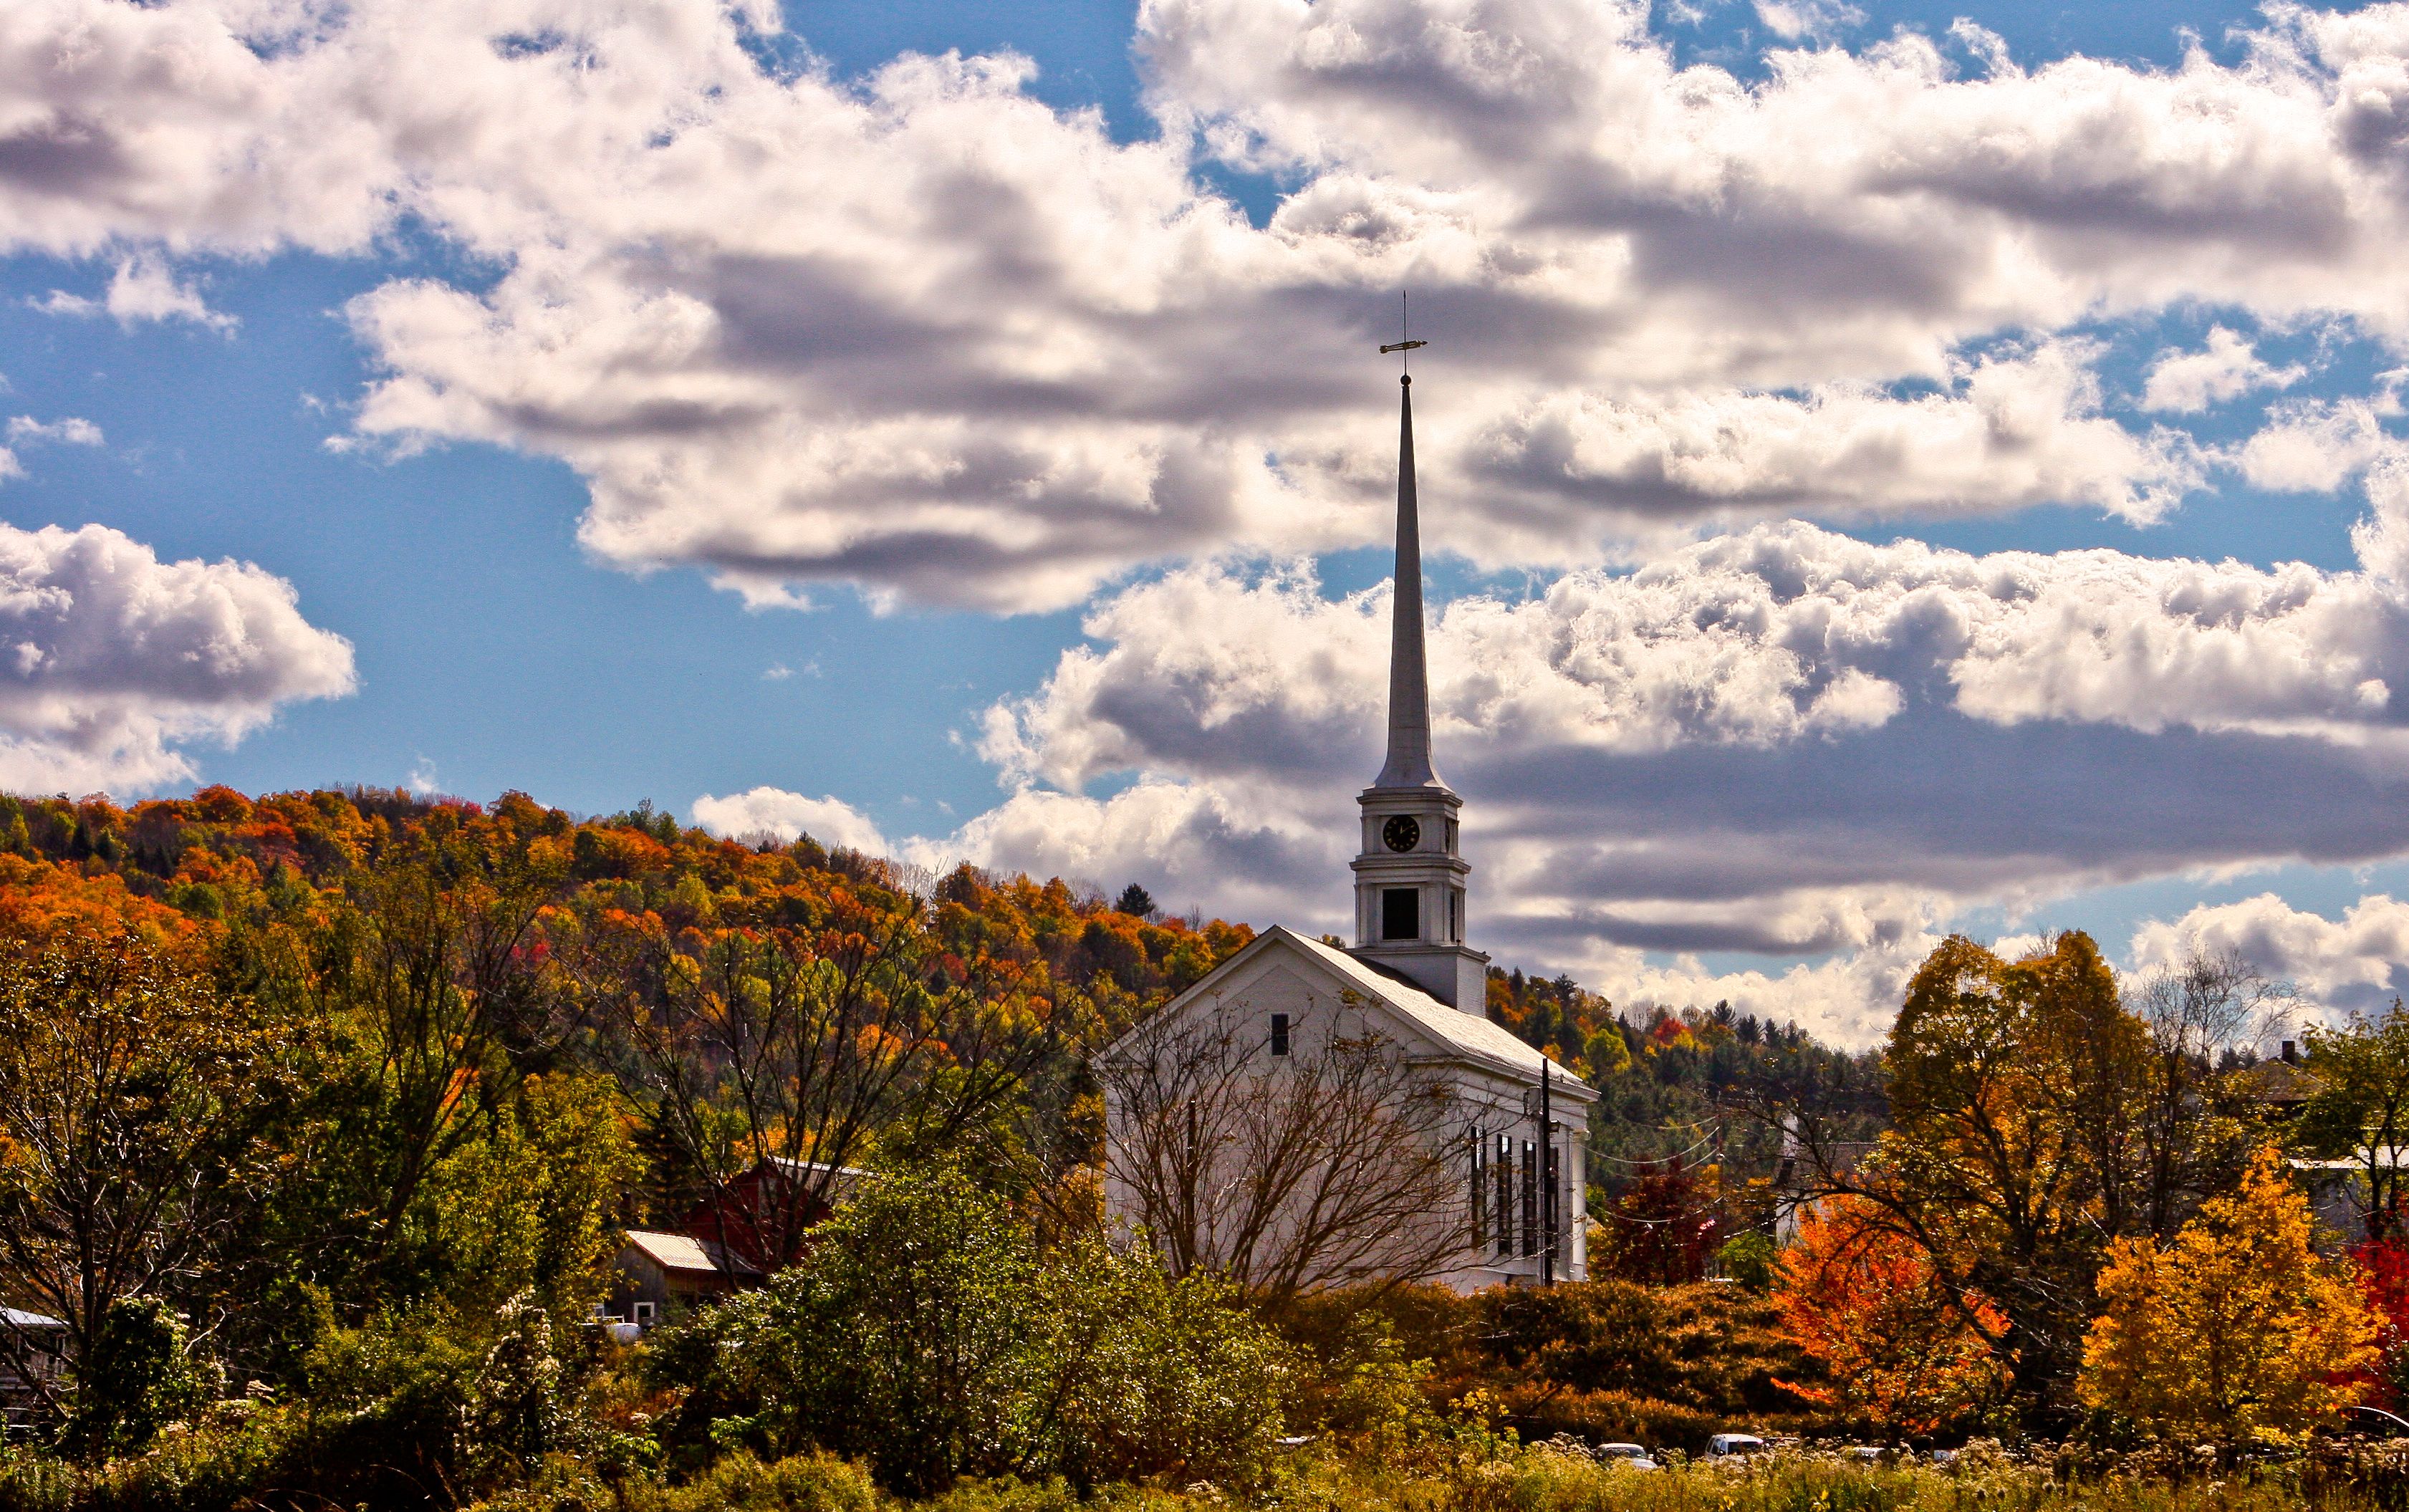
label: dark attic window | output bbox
[1383,887,1418,941]
[1271,1013,1290,1056]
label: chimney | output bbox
[2281,1040,2298,1064]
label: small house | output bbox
[608,1230,757,1329]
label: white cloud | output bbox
[690,785,890,854]
[97,256,236,331]
[27,290,95,318]
[1580,933,1936,1046]
[1465,342,2204,535]
[2140,326,2308,413]
[27,258,236,332]
[0,521,356,794]
[1753,0,1865,43]
[936,466,2409,1039]
[2239,397,2400,492]
[4,415,101,446]
[2130,892,2409,1018]
[18,0,2409,604]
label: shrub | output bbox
[59,1298,219,1462]
[635,1451,883,1512]
[1719,1233,1778,1291]
[1041,1242,1291,1488]
[1273,1280,1825,1453]
[647,1163,1290,1496]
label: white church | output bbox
[1098,363,1595,1293]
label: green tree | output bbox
[0,931,275,1424]
[648,1164,1040,1493]
[249,827,576,1318]
[415,1072,637,1319]
[59,1296,217,1461]
[2300,1000,2409,1241]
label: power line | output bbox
[1590,1128,1718,1167]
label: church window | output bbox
[1383,887,1418,941]
[1521,1140,1538,1257]
[1468,1129,1486,1248]
[1495,1134,1514,1258]
[1448,889,1462,941]
[1270,1013,1290,1056]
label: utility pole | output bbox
[1541,1057,1555,1287]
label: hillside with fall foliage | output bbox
[0,783,1880,1217]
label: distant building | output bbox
[0,1309,65,1424]
[1771,1119,1879,1244]
[679,1157,870,1273]
[2226,1040,2323,1118]
[609,1230,759,1329]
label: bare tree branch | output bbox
[1098,996,1467,1301]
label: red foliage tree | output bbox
[1601,1159,1716,1284]
[2354,1238,2409,1411]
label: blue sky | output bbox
[6,0,2409,1039]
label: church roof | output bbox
[1263,927,1596,1099]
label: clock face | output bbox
[1382,814,1421,853]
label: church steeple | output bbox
[1375,376,1441,790]
[1349,332,1489,1012]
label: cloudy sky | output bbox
[7,0,2409,1041]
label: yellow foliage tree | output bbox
[2079,1144,2378,1445]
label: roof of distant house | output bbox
[2228,1057,2324,1106]
[1,1309,63,1330]
[755,1157,873,1183]
[622,1229,757,1277]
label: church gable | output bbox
[1110,926,1591,1100]
[1115,932,1439,1068]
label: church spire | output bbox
[1374,374,1441,790]
[1351,311,1487,1013]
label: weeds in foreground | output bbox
[14,1432,2409,1512]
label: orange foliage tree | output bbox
[1772,1195,2009,1433]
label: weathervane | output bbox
[1380,292,1426,378]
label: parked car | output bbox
[1595,1443,1659,1470]
[1708,1434,1769,1458]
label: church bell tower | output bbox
[1350,360,1489,1011]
